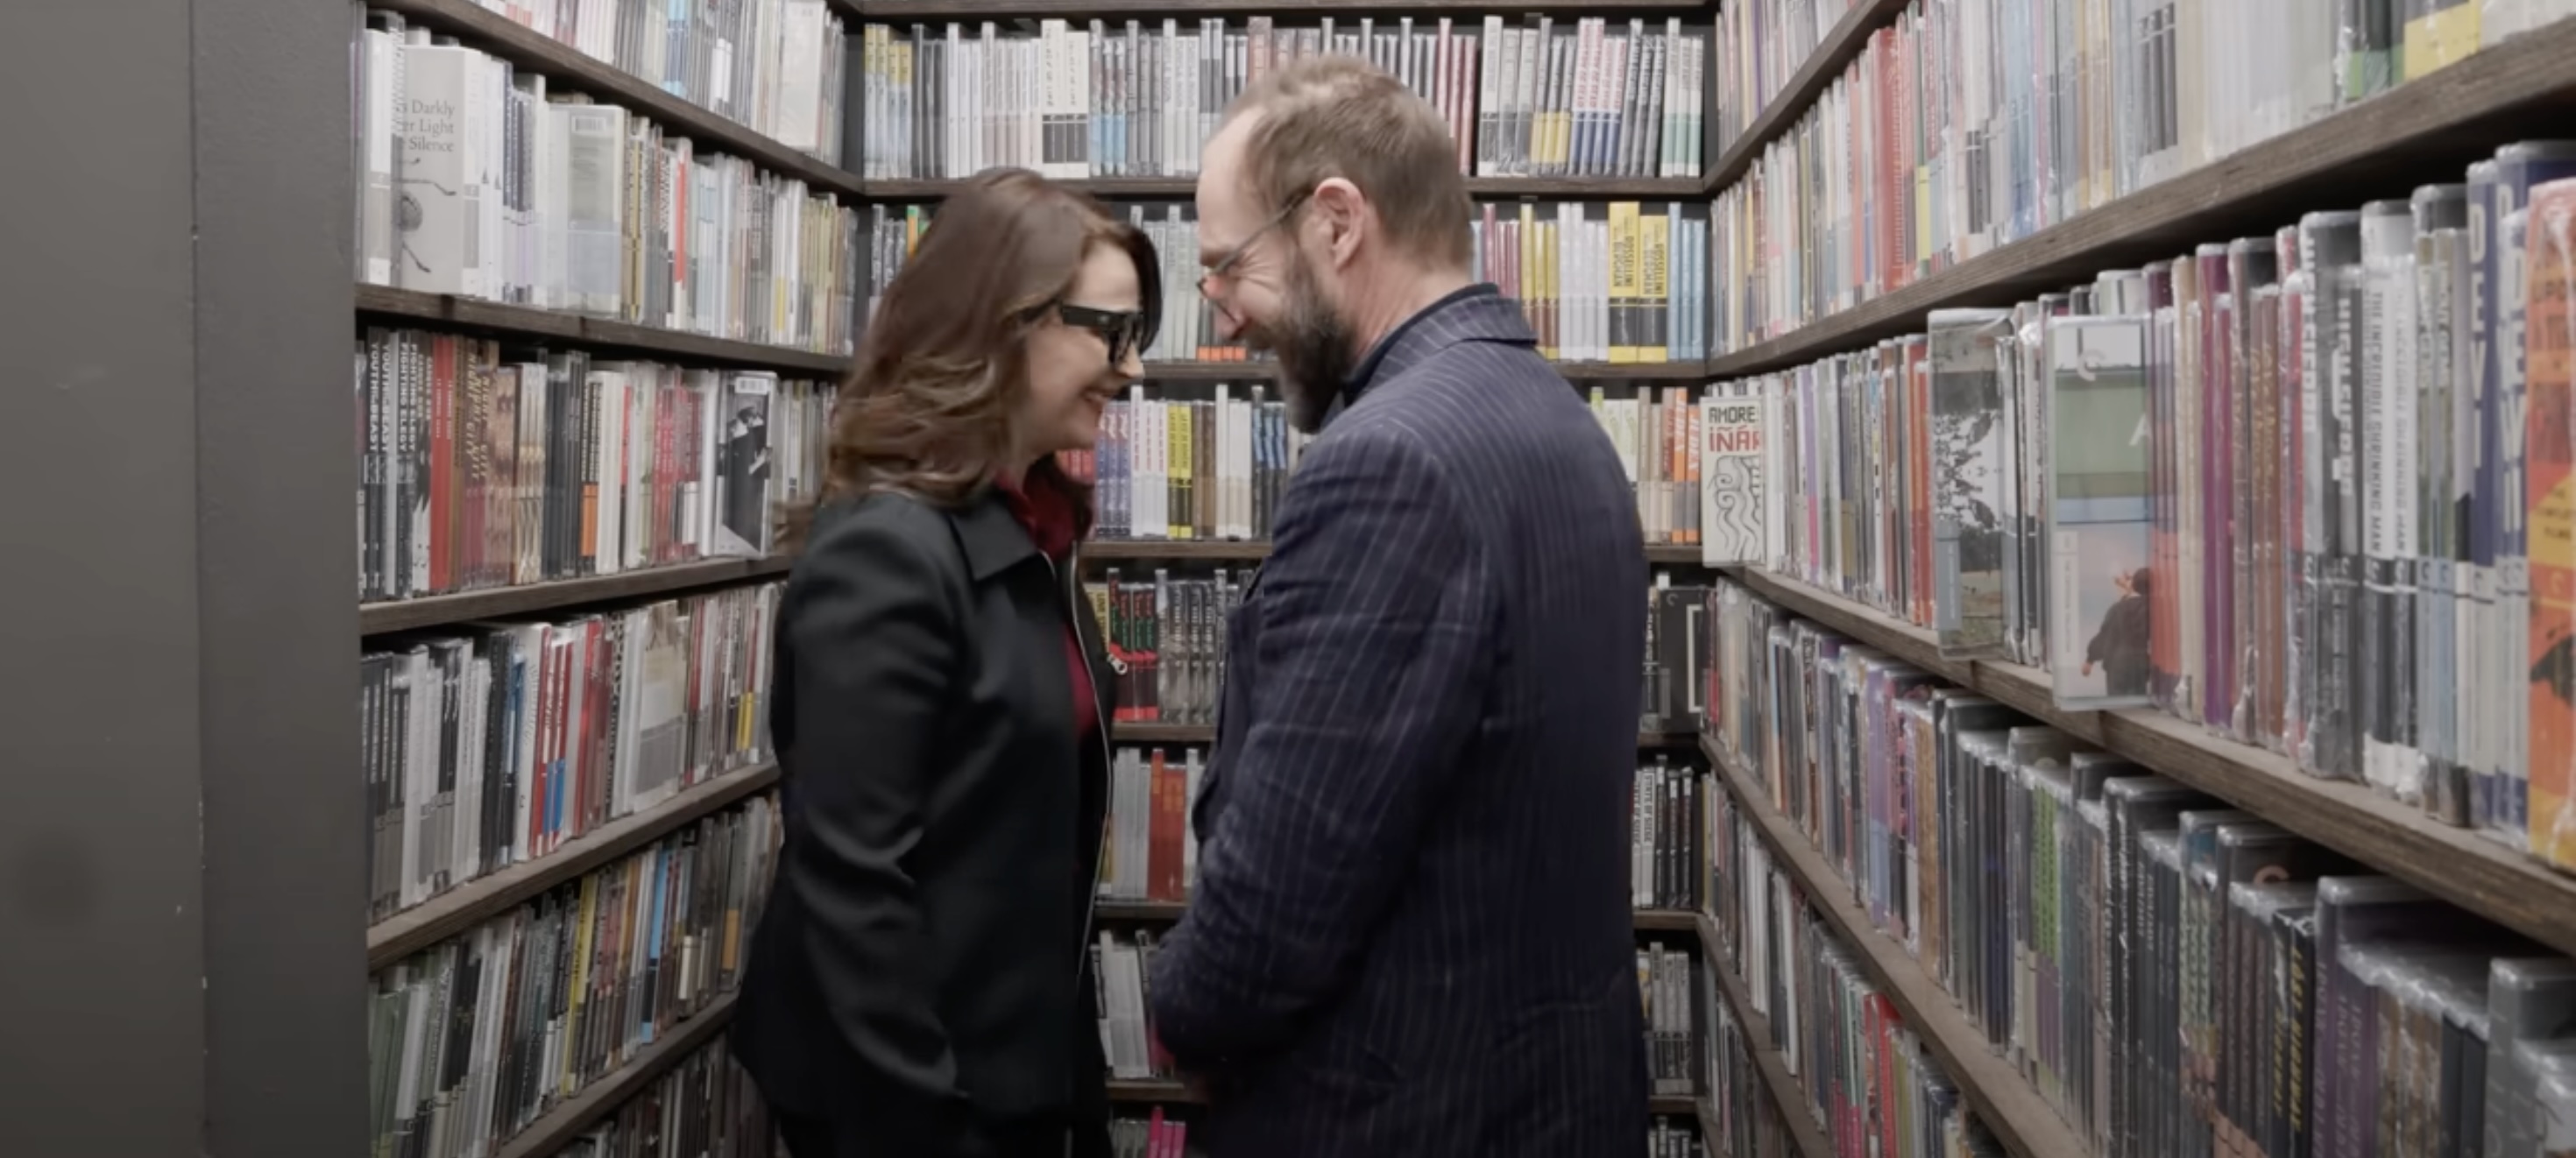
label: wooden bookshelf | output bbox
[1109,722,1708,749]
[860,175,1713,201]
[1702,733,2087,1158]
[360,555,794,636]
[1085,540,1273,563]
[1082,540,1716,567]
[1734,566,2576,963]
[1130,360,1277,384]
[366,0,865,198]
[490,993,740,1158]
[1691,913,1835,1158]
[855,0,1709,20]
[1108,1078,1207,1104]
[366,764,782,970]
[1109,1077,1698,1116]
[1705,11,2576,378]
[1703,0,1908,196]
[356,286,854,376]
[1632,907,1699,934]
[1111,723,1218,744]
[1115,358,1712,384]
[1096,899,1707,933]
[1553,361,1715,382]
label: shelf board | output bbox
[360,555,793,636]
[1083,540,1713,566]
[1702,734,2086,1158]
[1108,1078,1207,1104]
[1735,567,2576,962]
[367,764,782,970]
[1555,361,1715,382]
[490,992,739,1158]
[1108,1077,1694,1116]
[1112,723,1219,744]
[1109,721,1705,751]
[356,286,854,375]
[368,0,863,197]
[1631,907,1699,933]
[1692,912,1836,1158]
[1706,13,2576,378]
[1646,1094,1699,1117]
[1122,359,1709,384]
[1085,540,1273,562]
[860,174,1710,201]
[1703,0,1908,196]
[1133,360,1275,383]
[1097,900,1705,934]
[857,0,1707,19]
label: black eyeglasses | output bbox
[1198,191,1312,305]
[1055,303,1151,367]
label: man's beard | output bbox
[1248,253,1355,434]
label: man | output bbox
[1144,55,1649,1156]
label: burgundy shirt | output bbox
[995,473,1100,742]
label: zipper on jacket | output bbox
[1043,549,1115,975]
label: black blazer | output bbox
[732,486,1117,1158]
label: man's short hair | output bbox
[1223,55,1474,270]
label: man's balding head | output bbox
[1200,56,1473,272]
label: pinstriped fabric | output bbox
[1148,286,1652,1157]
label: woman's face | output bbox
[1019,243,1146,461]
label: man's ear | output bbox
[1309,177,1368,269]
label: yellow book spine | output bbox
[1169,402,1192,540]
[1610,202,1639,364]
[1642,209,1670,364]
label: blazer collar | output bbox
[1344,282,1536,404]
[947,486,1043,581]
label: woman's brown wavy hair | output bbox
[780,167,1162,552]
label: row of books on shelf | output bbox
[370,794,780,1158]
[1702,784,2003,1158]
[1109,1111,1193,1158]
[864,198,1715,367]
[1702,987,1801,1158]
[552,1040,773,1158]
[1706,0,1860,161]
[1708,2,2576,352]
[1702,137,2576,865]
[1705,574,2576,1158]
[855,15,1708,183]
[1062,386,1749,554]
[367,583,777,921]
[355,329,830,603]
[1089,928,1707,1105]
[1644,1118,1716,1158]
[433,0,849,166]
[1094,742,1709,914]
[1075,568,1713,731]
[357,10,860,354]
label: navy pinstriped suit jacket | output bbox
[1146,285,1651,1157]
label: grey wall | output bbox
[0,1,363,1154]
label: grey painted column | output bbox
[194,0,368,1155]
[0,1,364,1154]
[0,0,213,1153]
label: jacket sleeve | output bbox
[1147,427,1491,1068]
[779,512,991,1157]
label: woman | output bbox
[732,167,1157,1158]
